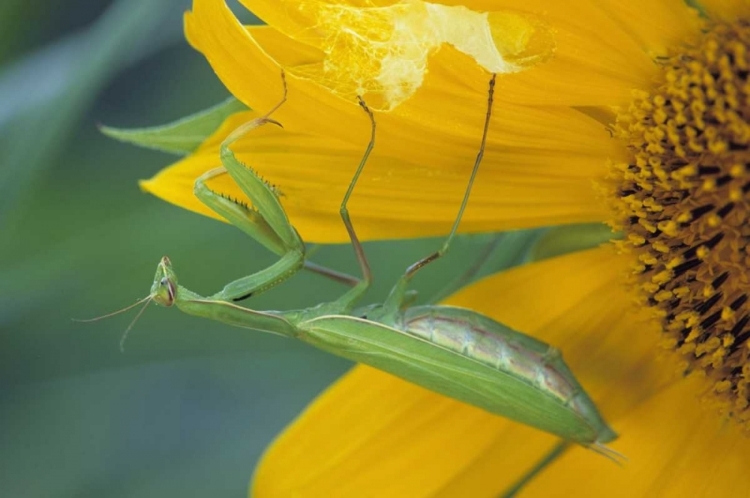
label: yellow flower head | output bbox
[141,0,750,496]
[608,18,750,426]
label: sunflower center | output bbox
[611,20,750,425]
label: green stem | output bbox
[499,441,570,498]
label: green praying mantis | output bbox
[101,72,618,456]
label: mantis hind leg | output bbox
[324,97,377,313]
[382,73,497,312]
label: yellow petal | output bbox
[187,2,620,164]
[184,3,655,243]
[186,2,546,148]
[253,365,560,498]
[438,0,702,106]
[242,0,702,107]
[141,101,619,242]
[242,0,556,110]
[150,16,627,243]
[525,374,750,497]
[248,25,326,68]
[139,110,257,224]
[185,0,364,143]
[253,246,680,496]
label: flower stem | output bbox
[499,441,570,498]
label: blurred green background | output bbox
[0,1,611,496]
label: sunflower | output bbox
[142,0,750,496]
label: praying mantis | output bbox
[119,73,618,454]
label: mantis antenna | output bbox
[73,293,153,352]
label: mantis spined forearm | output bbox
[140,73,617,453]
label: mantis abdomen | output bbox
[401,305,615,443]
[298,307,616,447]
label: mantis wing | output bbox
[298,314,612,446]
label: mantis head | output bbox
[151,256,178,307]
[76,256,177,351]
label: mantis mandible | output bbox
[130,73,618,453]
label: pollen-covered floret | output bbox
[609,19,750,427]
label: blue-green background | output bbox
[0,2,611,496]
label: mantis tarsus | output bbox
[123,72,618,454]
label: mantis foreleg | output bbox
[193,152,305,302]
[191,79,305,302]
[191,73,376,308]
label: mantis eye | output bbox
[151,258,176,307]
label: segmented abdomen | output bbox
[399,305,588,412]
